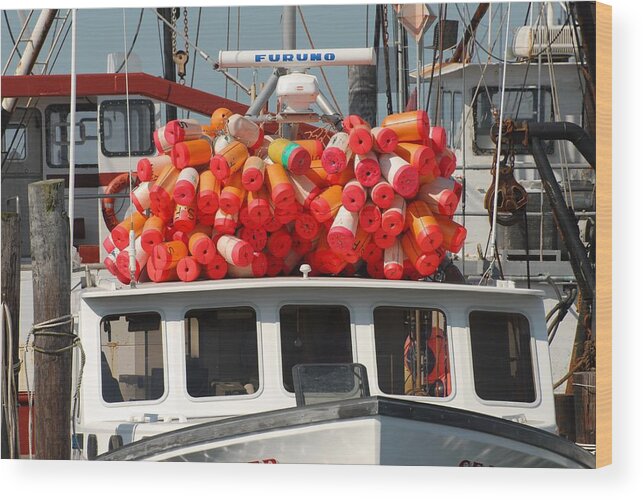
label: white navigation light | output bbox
[217,48,376,69]
[277,73,320,113]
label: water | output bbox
[1,3,559,120]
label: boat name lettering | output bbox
[254,52,336,63]
[248,458,278,464]
[458,459,494,467]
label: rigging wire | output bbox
[3,11,23,60]
[297,6,343,115]
[480,2,512,285]
[186,7,203,120]
[424,4,442,116]
[115,9,145,74]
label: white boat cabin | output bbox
[74,276,557,458]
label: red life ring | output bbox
[101,173,139,232]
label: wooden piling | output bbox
[348,65,378,127]
[573,371,596,445]
[1,211,21,458]
[28,179,71,460]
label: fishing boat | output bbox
[0,3,596,466]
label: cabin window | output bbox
[473,87,553,154]
[469,311,536,403]
[440,90,463,149]
[100,99,155,157]
[2,124,27,162]
[45,103,98,168]
[280,305,352,392]
[184,307,259,398]
[374,307,451,398]
[100,313,164,403]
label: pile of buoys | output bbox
[103,109,466,284]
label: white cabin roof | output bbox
[82,277,545,300]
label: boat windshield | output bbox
[374,307,451,398]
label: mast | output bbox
[281,5,296,139]
[158,7,177,122]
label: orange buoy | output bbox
[265,162,296,207]
[149,164,180,217]
[239,226,268,252]
[267,228,293,258]
[213,208,238,235]
[226,114,265,151]
[153,126,172,154]
[327,164,355,186]
[103,234,116,254]
[104,247,129,284]
[131,181,151,213]
[295,139,324,160]
[274,201,301,225]
[146,254,178,283]
[188,231,217,264]
[246,186,271,226]
[373,227,396,249]
[201,253,228,280]
[164,118,203,145]
[294,212,320,241]
[378,153,420,198]
[137,154,173,182]
[359,201,382,233]
[383,239,404,280]
[327,206,359,254]
[370,180,395,209]
[268,138,312,174]
[173,201,197,233]
[171,138,213,170]
[401,231,440,276]
[217,234,254,267]
[340,227,370,264]
[342,114,368,131]
[211,107,233,132]
[394,142,438,177]
[214,134,234,154]
[405,200,443,253]
[381,194,406,236]
[291,230,314,256]
[196,170,220,215]
[381,110,430,143]
[354,152,381,187]
[209,141,249,181]
[289,173,322,209]
[435,215,467,253]
[152,240,188,271]
[371,126,399,153]
[403,258,422,280]
[310,185,343,223]
[219,171,246,215]
[430,126,447,153]
[173,167,200,206]
[228,251,268,278]
[111,211,148,250]
[241,156,265,192]
[437,149,457,177]
[304,159,332,188]
[417,177,461,217]
[140,215,166,253]
[177,256,202,282]
[341,179,367,212]
[348,124,373,154]
[321,132,352,174]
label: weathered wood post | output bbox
[573,371,596,445]
[28,179,71,460]
[348,65,378,127]
[1,211,21,458]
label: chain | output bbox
[381,4,394,116]
[171,7,177,55]
[183,7,189,54]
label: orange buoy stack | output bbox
[104,108,465,284]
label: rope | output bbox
[115,9,144,74]
[553,339,594,389]
[1,303,20,458]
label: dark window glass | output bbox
[100,99,155,157]
[100,313,164,403]
[374,307,451,397]
[2,125,27,162]
[469,311,536,402]
[280,305,352,392]
[474,87,553,154]
[45,103,98,168]
[184,307,259,398]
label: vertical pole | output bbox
[281,6,296,139]
[68,9,77,277]
[416,34,423,110]
[28,179,71,460]
[348,65,377,127]
[1,212,21,458]
[158,7,177,122]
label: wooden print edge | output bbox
[595,0,612,468]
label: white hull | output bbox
[99,397,594,468]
